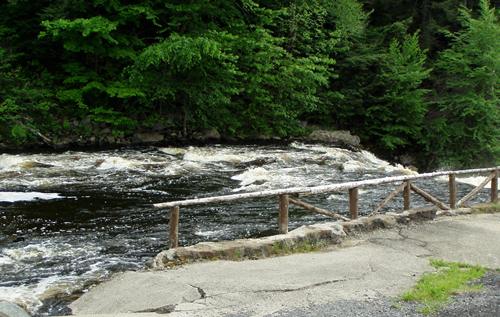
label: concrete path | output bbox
[70,213,500,317]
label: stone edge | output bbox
[152,204,499,268]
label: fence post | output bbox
[449,174,456,209]
[349,187,358,219]
[169,206,180,248]
[492,170,498,203]
[404,180,411,210]
[278,194,289,234]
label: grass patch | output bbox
[271,239,328,256]
[401,259,486,315]
[471,202,500,213]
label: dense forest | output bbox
[0,0,498,168]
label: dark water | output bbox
[0,144,490,315]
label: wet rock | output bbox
[133,132,164,143]
[306,130,361,147]
[19,161,54,169]
[94,159,105,168]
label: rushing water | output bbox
[0,143,491,315]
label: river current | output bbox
[0,143,490,315]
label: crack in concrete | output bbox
[134,304,176,314]
[396,228,429,249]
[133,284,207,314]
[188,284,207,299]
[255,278,348,293]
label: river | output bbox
[0,143,490,315]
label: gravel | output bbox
[268,272,500,317]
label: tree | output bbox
[368,32,431,151]
[426,0,499,167]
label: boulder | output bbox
[133,132,164,144]
[307,130,361,147]
[193,128,221,142]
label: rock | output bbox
[399,154,415,166]
[104,136,115,144]
[307,130,361,147]
[94,159,105,168]
[0,301,31,317]
[193,128,221,142]
[19,161,53,169]
[153,222,346,268]
[100,128,111,135]
[53,137,75,148]
[133,132,164,144]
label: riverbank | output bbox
[69,206,500,316]
[0,129,361,152]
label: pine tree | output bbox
[426,0,499,167]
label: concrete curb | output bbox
[0,302,31,317]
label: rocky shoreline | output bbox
[0,129,362,154]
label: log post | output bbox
[492,170,498,203]
[349,187,358,219]
[404,180,411,210]
[169,206,180,249]
[449,174,456,209]
[278,194,289,234]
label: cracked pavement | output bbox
[69,213,500,317]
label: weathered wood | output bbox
[349,187,358,219]
[278,194,289,234]
[370,182,407,215]
[288,197,349,221]
[410,184,450,210]
[457,173,495,207]
[154,167,499,208]
[491,170,498,203]
[449,174,457,209]
[169,206,180,249]
[403,180,411,210]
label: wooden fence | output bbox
[154,167,499,248]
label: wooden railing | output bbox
[154,167,499,248]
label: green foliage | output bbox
[0,0,497,169]
[426,0,499,167]
[372,32,431,150]
[130,32,241,135]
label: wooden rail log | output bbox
[288,197,349,221]
[491,170,498,203]
[410,184,450,210]
[349,187,359,219]
[278,195,289,234]
[370,182,407,215]
[457,173,495,207]
[154,167,499,208]
[404,180,411,210]
[449,174,457,209]
[169,206,180,248]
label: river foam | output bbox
[0,192,63,203]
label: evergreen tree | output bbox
[369,32,431,151]
[426,0,499,167]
